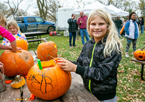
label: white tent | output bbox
[73,1,129,17]
[73,1,108,14]
[107,5,129,17]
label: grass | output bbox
[0,33,145,101]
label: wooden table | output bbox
[0,51,99,102]
[131,58,145,80]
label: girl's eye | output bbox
[99,23,104,25]
[91,23,96,25]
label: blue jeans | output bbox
[141,25,144,34]
[69,32,76,46]
[100,95,117,102]
[80,29,90,45]
[117,28,121,37]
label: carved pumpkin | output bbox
[16,39,28,50]
[11,75,25,88]
[0,50,34,77]
[134,47,145,60]
[37,41,57,61]
[26,59,71,100]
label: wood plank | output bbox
[131,58,145,65]
[61,72,99,102]
[0,76,21,101]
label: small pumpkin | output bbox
[134,47,145,60]
[11,75,25,88]
[16,39,28,50]
[0,50,34,77]
[26,59,71,100]
[37,41,57,61]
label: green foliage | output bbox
[0,33,145,101]
[139,0,145,17]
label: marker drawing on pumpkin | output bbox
[28,70,53,94]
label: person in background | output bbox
[77,11,90,46]
[67,14,78,47]
[136,16,140,26]
[124,12,139,57]
[57,9,122,102]
[114,16,123,37]
[140,17,144,34]
[0,12,21,79]
[2,20,27,46]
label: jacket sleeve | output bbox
[0,26,16,42]
[67,18,72,24]
[124,21,130,35]
[76,51,121,82]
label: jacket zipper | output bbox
[89,43,97,93]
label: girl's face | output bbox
[8,25,18,34]
[131,14,136,20]
[89,15,108,43]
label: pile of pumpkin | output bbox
[0,40,71,100]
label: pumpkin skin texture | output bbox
[16,39,28,50]
[37,41,57,61]
[11,75,26,88]
[134,49,145,60]
[0,50,34,77]
[26,59,71,100]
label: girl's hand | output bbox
[17,47,22,51]
[57,58,77,72]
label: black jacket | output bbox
[67,18,78,33]
[74,36,122,100]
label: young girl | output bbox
[0,13,21,79]
[58,9,123,102]
[2,20,27,46]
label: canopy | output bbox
[73,1,129,17]
[107,5,129,17]
[73,1,108,14]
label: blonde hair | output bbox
[0,12,6,27]
[87,9,123,57]
[7,20,20,32]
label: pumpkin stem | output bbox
[37,59,43,70]
[15,75,20,82]
[141,46,145,51]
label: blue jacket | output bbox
[124,20,139,39]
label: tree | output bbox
[139,0,145,17]
[0,3,12,18]
[36,0,63,22]
[5,0,31,19]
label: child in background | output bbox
[57,9,123,102]
[0,12,21,79]
[2,20,27,46]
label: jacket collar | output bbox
[91,35,108,44]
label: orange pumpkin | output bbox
[134,48,145,60]
[26,59,71,100]
[37,41,57,61]
[16,39,28,50]
[0,50,34,77]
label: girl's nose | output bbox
[94,25,100,29]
